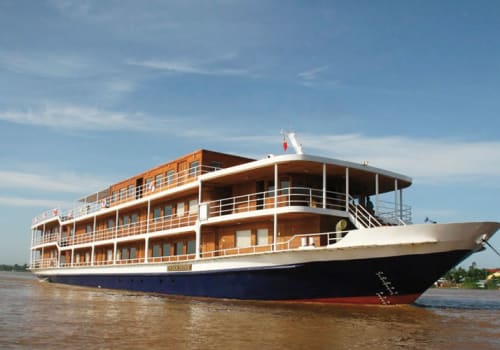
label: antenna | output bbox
[281,130,304,154]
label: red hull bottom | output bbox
[291,293,422,305]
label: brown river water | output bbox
[0,272,499,349]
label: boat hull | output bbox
[38,249,471,305]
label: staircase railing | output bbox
[347,198,382,229]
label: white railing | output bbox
[32,164,221,225]
[30,230,348,270]
[206,187,346,218]
[57,213,198,247]
[376,200,412,225]
[347,199,382,228]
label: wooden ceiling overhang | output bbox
[200,154,412,196]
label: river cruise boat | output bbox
[29,137,499,305]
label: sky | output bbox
[1,0,499,268]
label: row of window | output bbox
[111,160,202,203]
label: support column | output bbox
[400,189,403,220]
[113,209,119,265]
[345,168,350,212]
[273,163,278,251]
[195,181,202,259]
[375,173,379,216]
[322,163,326,208]
[91,215,96,266]
[394,179,399,218]
[145,200,151,263]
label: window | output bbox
[121,247,129,260]
[107,219,114,230]
[280,180,290,195]
[163,243,171,256]
[155,174,163,189]
[175,242,184,255]
[153,207,162,220]
[145,177,153,191]
[75,253,80,264]
[123,215,130,226]
[189,161,199,177]
[257,229,269,246]
[130,247,136,260]
[128,185,135,198]
[236,230,251,248]
[164,205,172,217]
[152,244,161,257]
[166,170,175,185]
[106,249,113,261]
[119,188,127,201]
[177,202,185,217]
[131,213,138,225]
[112,191,118,203]
[187,240,196,254]
[210,161,222,170]
[86,224,92,234]
[85,252,90,263]
[189,199,198,215]
[267,182,275,197]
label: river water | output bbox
[1,272,498,349]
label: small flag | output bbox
[283,136,288,152]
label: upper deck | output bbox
[32,151,411,228]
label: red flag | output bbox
[283,137,288,152]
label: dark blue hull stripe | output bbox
[41,249,471,303]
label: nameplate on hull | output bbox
[167,264,192,272]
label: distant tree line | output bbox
[443,262,499,289]
[0,264,28,272]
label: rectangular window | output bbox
[187,240,196,254]
[75,253,80,264]
[267,182,275,197]
[189,161,199,177]
[257,229,269,246]
[166,170,175,185]
[236,230,252,248]
[119,188,127,200]
[130,247,136,260]
[210,161,222,170]
[175,242,184,255]
[131,213,138,224]
[189,199,198,215]
[121,247,129,260]
[280,180,290,195]
[163,243,171,256]
[106,249,113,261]
[112,191,118,203]
[152,244,161,257]
[123,215,130,226]
[153,207,162,220]
[128,185,135,198]
[176,202,185,217]
[164,205,172,217]
[155,174,163,189]
[85,252,90,263]
[86,224,92,234]
[145,177,153,191]
[107,219,114,230]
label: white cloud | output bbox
[0,51,92,79]
[127,58,251,78]
[297,133,500,184]
[0,171,107,194]
[297,65,329,81]
[0,196,72,208]
[0,104,158,131]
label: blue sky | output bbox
[1,1,499,268]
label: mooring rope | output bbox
[482,239,500,258]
